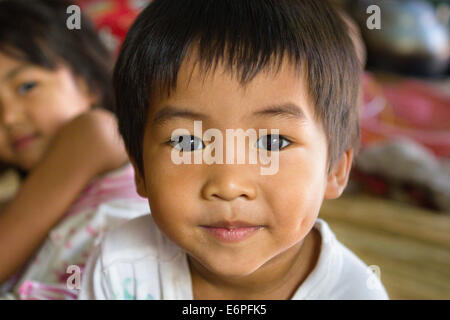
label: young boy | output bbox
[80,0,389,300]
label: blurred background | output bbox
[325,0,450,300]
[0,0,448,299]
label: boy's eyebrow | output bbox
[1,65,30,83]
[152,105,210,126]
[252,103,308,123]
[152,103,308,126]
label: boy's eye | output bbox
[17,82,38,95]
[255,134,291,151]
[169,135,205,151]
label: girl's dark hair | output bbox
[114,0,362,175]
[0,0,114,110]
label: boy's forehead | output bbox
[149,54,315,124]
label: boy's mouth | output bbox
[201,220,263,243]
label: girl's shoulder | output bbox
[54,108,127,174]
[59,109,118,141]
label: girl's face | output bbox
[0,51,94,170]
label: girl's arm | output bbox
[0,109,128,283]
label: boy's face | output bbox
[136,55,350,279]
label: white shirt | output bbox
[79,214,389,300]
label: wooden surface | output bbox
[320,192,450,300]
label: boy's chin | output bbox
[193,253,266,279]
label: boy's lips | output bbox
[205,220,261,228]
[201,220,263,243]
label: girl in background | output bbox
[0,0,148,299]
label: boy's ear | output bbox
[324,148,354,199]
[128,157,147,198]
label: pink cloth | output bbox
[1,163,149,300]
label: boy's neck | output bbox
[188,227,321,300]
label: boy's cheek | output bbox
[146,174,201,220]
[263,163,326,224]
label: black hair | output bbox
[0,0,114,110]
[114,0,362,175]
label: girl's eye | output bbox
[255,134,291,151]
[169,135,205,151]
[17,82,38,95]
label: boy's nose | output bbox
[201,165,258,201]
